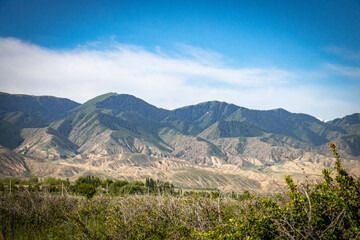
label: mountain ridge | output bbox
[0,92,359,193]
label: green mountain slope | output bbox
[0,92,80,149]
[226,108,344,146]
[73,93,168,120]
[172,101,240,130]
[0,91,358,160]
[0,119,23,149]
[1,111,47,128]
[327,113,360,156]
[0,92,80,122]
[0,92,359,192]
[52,110,171,157]
[171,101,345,146]
[329,113,360,135]
[199,120,266,140]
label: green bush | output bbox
[262,142,360,239]
[75,175,102,187]
[27,176,39,184]
[77,183,97,199]
[119,184,146,195]
[108,180,128,195]
[130,180,144,186]
[101,178,113,188]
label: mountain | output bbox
[0,92,359,193]
[16,127,79,160]
[0,119,23,149]
[172,101,240,130]
[329,113,360,135]
[0,146,29,178]
[0,92,80,150]
[0,92,80,122]
[327,113,360,156]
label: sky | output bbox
[0,0,359,120]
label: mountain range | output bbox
[1,91,359,193]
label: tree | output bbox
[119,184,146,195]
[145,178,174,194]
[27,177,39,184]
[43,177,63,192]
[102,178,113,188]
[75,175,102,187]
[77,183,96,199]
[130,180,144,186]
[108,180,128,195]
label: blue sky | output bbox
[0,0,359,120]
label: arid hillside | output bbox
[1,92,359,192]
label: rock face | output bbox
[0,92,359,193]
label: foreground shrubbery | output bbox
[0,191,245,239]
[262,143,360,239]
[0,143,359,239]
[202,143,360,239]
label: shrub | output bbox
[75,175,102,187]
[27,176,39,184]
[108,180,128,195]
[77,183,97,199]
[0,192,78,239]
[119,184,146,195]
[262,142,360,239]
[130,180,144,186]
[101,178,113,188]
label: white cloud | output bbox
[0,37,359,120]
[324,46,360,61]
[325,63,360,79]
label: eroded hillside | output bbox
[1,92,359,192]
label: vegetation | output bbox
[0,119,23,149]
[0,143,359,239]
[0,92,80,123]
[0,175,174,199]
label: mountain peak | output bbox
[172,100,241,129]
[1,92,360,192]
[271,108,289,113]
[72,93,169,121]
[75,92,118,109]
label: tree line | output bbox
[0,175,253,200]
[0,176,176,198]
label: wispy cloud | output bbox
[325,63,360,79]
[324,46,360,62]
[0,37,358,120]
